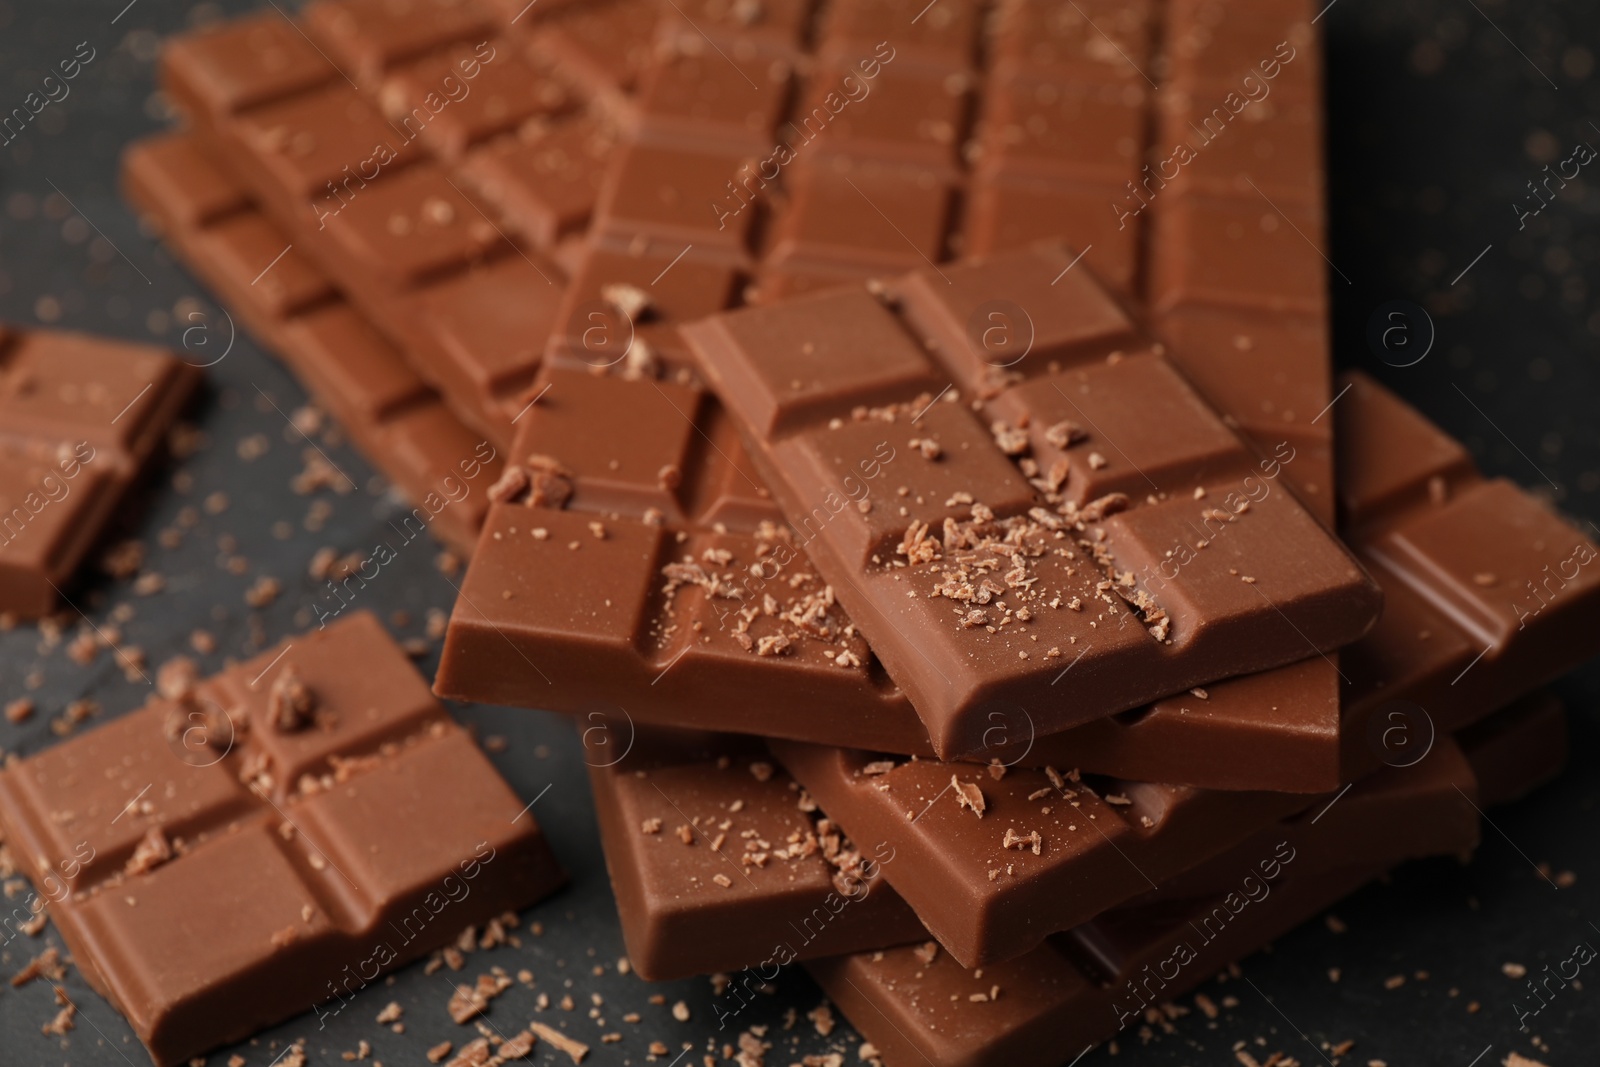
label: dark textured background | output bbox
[0,1,1597,1064]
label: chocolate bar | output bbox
[590,691,1561,982]
[686,244,1379,753]
[157,0,657,449]
[586,725,927,980]
[806,693,1566,1067]
[156,2,1366,776]
[126,123,1359,794]
[0,611,564,1066]
[123,132,503,557]
[1336,371,1600,764]
[752,367,1599,964]
[0,324,200,617]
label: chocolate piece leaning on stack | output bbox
[806,694,1567,1067]
[583,689,1561,984]
[0,611,564,1066]
[0,325,200,618]
[765,368,1600,966]
[684,242,1380,755]
[123,132,504,557]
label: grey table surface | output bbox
[1,1,1598,1064]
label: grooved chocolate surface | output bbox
[0,611,564,1066]
[158,0,657,449]
[122,132,502,556]
[769,375,1600,965]
[153,0,1362,775]
[804,692,1566,1067]
[0,324,200,618]
[686,244,1380,754]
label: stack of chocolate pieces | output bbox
[0,0,1585,1063]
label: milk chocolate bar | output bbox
[807,693,1566,1067]
[0,325,200,617]
[157,0,656,448]
[0,612,564,1066]
[126,126,1364,794]
[1336,371,1600,767]
[591,691,1561,982]
[586,726,927,980]
[686,244,1380,753]
[123,132,503,557]
[764,366,1600,964]
[156,4,1363,777]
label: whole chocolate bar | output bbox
[123,132,504,557]
[0,325,200,617]
[806,692,1566,1067]
[685,244,1380,754]
[0,612,564,1065]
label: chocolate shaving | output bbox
[951,776,986,817]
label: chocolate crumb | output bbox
[268,666,317,732]
[951,776,986,817]
[530,1022,589,1064]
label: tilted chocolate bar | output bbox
[157,0,658,449]
[123,132,504,557]
[0,612,564,1065]
[0,324,200,617]
[766,370,1600,964]
[685,244,1380,754]
[587,693,1546,981]
[587,725,926,981]
[806,693,1566,1067]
